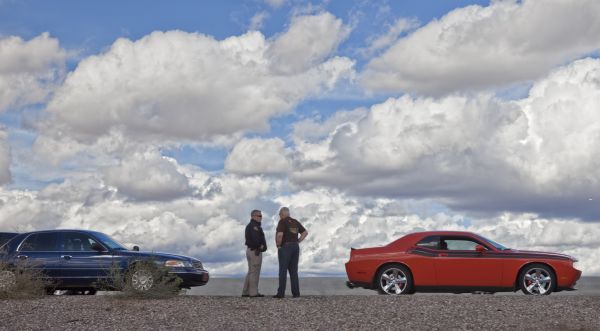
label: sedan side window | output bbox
[19,233,58,251]
[60,232,102,251]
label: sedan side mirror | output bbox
[91,243,105,252]
[132,245,140,251]
[475,244,486,253]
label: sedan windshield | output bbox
[478,235,509,250]
[92,232,128,250]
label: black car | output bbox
[0,229,209,294]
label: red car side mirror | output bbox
[475,245,486,253]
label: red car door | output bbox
[433,236,503,287]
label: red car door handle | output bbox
[438,253,448,257]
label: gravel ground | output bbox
[1,295,599,331]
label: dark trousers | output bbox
[277,243,300,297]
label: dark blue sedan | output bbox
[0,229,209,294]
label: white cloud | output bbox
[360,0,600,95]
[1,171,598,276]
[268,12,351,74]
[239,58,600,220]
[104,149,191,201]
[360,17,419,57]
[0,33,66,112]
[225,137,292,175]
[276,190,600,276]
[36,12,353,158]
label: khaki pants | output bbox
[242,248,262,296]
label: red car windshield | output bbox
[478,235,509,250]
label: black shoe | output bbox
[292,294,300,298]
[273,294,284,298]
[250,294,264,297]
[242,294,250,297]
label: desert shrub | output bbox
[95,258,183,299]
[0,261,53,299]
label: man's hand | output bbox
[299,230,308,243]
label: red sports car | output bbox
[345,231,581,295]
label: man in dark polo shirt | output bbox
[242,209,267,297]
[273,207,308,298]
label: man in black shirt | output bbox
[274,207,308,298]
[242,209,267,297]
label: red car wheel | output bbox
[519,264,555,295]
[376,264,413,295]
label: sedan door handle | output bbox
[61,255,72,260]
[438,253,448,257]
[17,255,28,260]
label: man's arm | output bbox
[276,232,283,248]
[299,230,308,243]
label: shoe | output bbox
[292,295,300,298]
[273,294,284,298]
[249,294,264,297]
[241,294,250,297]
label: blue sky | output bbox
[0,0,489,178]
[1,0,600,275]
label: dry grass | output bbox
[0,261,53,299]
[96,258,183,299]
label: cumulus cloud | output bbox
[276,190,600,275]
[0,33,66,112]
[36,12,353,157]
[1,171,598,276]
[268,12,351,74]
[236,58,600,220]
[360,17,419,57]
[360,0,600,95]
[225,137,292,175]
[104,149,191,201]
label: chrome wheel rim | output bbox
[380,268,407,295]
[0,270,16,291]
[523,268,552,295]
[131,269,154,291]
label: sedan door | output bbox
[57,231,114,287]
[13,232,61,279]
[433,236,503,287]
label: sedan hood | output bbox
[118,250,201,262]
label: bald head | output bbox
[279,207,290,219]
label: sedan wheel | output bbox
[519,264,554,295]
[0,270,16,291]
[130,269,154,292]
[377,265,413,295]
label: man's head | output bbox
[251,209,263,222]
[279,207,290,219]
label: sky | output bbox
[0,0,599,277]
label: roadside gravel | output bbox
[1,295,598,330]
